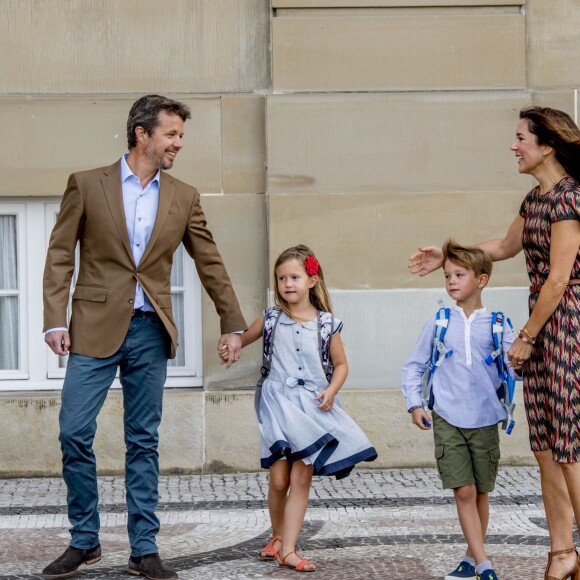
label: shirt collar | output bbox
[120,154,160,186]
[278,311,318,330]
[453,304,488,321]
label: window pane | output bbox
[0,216,18,289]
[168,293,185,367]
[58,354,69,369]
[0,296,19,370]
[171,245,184,286]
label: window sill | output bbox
[0,376,203,392]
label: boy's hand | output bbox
[411,407,432,430]
[316,387,336,412]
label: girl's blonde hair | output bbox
[273,245,333,316]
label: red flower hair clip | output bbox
[304,256,319,276]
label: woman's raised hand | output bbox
[408,246,444,277]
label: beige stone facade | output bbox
[1,0,578,475]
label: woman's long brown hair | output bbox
[519,106,580,182]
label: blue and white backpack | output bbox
[421,307,516,434]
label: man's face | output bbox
[143,110,185,170]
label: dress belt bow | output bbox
[285,377,318,392]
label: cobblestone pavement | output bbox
[0,466,572,579]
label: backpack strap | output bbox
[421,307,453,410]
[485,311,516,433]
[260,308,335,383]
[485,311,505,371]
[255,308,282,424]
[260,307,282,380]
[318,311,334,382]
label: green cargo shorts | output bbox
[432,412,500,492]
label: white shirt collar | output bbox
[278,311,318,329]
[452,304,487,322]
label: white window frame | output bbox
[0,198,203,391]
[0,204,29,380]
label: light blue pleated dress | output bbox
[256,311,377,479]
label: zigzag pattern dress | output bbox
[519,176,580,463]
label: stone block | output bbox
[267,92,532,195]
[204,391,261,472]
[0,97,222,197]
[222,95,267,194]
[0,0,270,94]
[0,395,62,476]
[527,0,580,88]
[532,91,577,121]
[330,289,529,389]
[273,12,524,91]
[338,388,533,468]
[269,192,531,289]
[274,1,523,6]
[200,194,267,390]
[0,390,204,476]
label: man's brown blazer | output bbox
[43,160,246,359]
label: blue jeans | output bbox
[59,314,170,556]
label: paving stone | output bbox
[0,467,572,579]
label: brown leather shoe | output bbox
[42,544,101,577]
[128,553,178,580]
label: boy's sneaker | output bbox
[444,560,477,579]
[478,570,498,580]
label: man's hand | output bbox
[218,333,242,368]
[411,407,432,430]
[45,330,71,356]
[408,246,444,277]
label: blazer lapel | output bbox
[101,161,134,265]
[139,171,175,266]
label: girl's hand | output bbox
[411,407,432,430]
[508,337,533,370]
[217,344,230,363]
[408,246,444,277]
[316,388,336,412]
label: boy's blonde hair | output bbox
[273,245,333,317]
[442,239,493,278]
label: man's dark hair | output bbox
[127,95,191,149]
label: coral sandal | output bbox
[277,550,316,572]
[258,536,282,560]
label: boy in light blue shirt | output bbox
[401,239,518,580]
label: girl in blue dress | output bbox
[222,245,376,572]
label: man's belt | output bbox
[131,309,158,318]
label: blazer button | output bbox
[129,298,134,304]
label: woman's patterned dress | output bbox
[519,176,580,463]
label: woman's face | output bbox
[510,118,544,176]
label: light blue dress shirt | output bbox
[120,154,160,311]
[401,306,516,429]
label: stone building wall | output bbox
[1,0,578,475]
